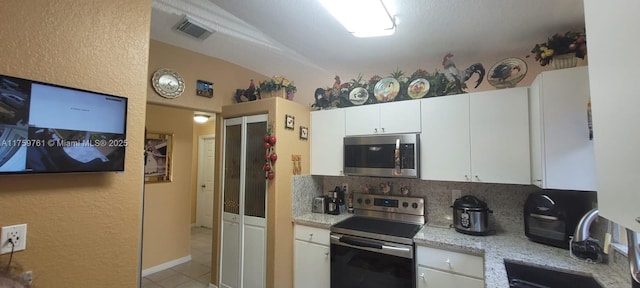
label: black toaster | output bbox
[524,190,595,249]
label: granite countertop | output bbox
[292,212,353,229]
[415,225,629,288]
[293,214,629,288]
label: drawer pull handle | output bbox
[445,258,452,268]
[636,217,640,224]
[420,273,425,280]
[325,252,329,257]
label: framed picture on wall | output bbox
[196,80,214,98]
[144,131,173,183]
[300,126,308,140]
[285,114,295,130]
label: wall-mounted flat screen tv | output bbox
[0,74,127,174]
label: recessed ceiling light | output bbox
[319,0,396,38]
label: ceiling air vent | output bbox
[174,17,214,40]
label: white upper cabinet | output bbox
[529,67,596,191]
[345,101,421,135]
[421,94,471,182]
[310,109,345,176]
[421,88,530,185]
[470,88,530,184]
[585,0,640,230]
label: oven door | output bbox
[330,233,415,288]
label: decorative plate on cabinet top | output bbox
[374,77,400,102]
[487,58,527,89]
[349,87,369,105]
[407,78,430,99]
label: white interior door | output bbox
[197,135,216,228]
[221,118,242,288]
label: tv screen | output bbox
[0,74,127,174]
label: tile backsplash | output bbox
[294,175,601,235]
[292,175,627,275]
[323,176,540,234]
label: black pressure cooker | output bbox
[452,195,493,236]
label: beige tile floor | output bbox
[142,226,212,288]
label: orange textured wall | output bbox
[0,1,150,287]
[148,40,267,113]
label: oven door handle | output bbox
[333,235,412,253]
[339,235,383,249]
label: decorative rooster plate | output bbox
[487,57,527,89]
[374,77,400,102]
[349,87,369,105]
[407,78,430,99]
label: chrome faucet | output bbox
[628,228,640,284]
[574,208,599,242]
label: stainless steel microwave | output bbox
[343,134,420,178]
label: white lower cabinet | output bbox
[417,266,484,288]
[293,225,330,288]
[416,245,484,288]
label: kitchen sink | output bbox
[504,260,603,288]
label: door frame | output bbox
[196,134,216,228]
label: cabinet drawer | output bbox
[416,245,484,278]
[417,266,484,288]
[295,224,330,246]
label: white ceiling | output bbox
[150,0,585,88]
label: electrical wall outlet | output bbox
[1,224,27,254]
[341,183,349,195]
[451,190,462,205]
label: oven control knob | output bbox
[357,198,363,204]
[402,202,409,208]
[412,203,419,209]
[365,199,371,205]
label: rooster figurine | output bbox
[442,53,486,93]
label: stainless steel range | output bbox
[330,193,425,288]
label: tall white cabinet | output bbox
[584,0,640,230]
[220,115,267,288]
[529,67,596,191]
[310,109,345,176]
[421,88,530,184]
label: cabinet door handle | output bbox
[636,217,640,224]
[374,128,378,133]
[445,258,452,268]
[381,127,385,133]
[325,252,329,257]
[419,273,425,280]
[464,175,470,181]
[535,179,542,182]
[475,175,481,181]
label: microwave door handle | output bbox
[393,139,401,175]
